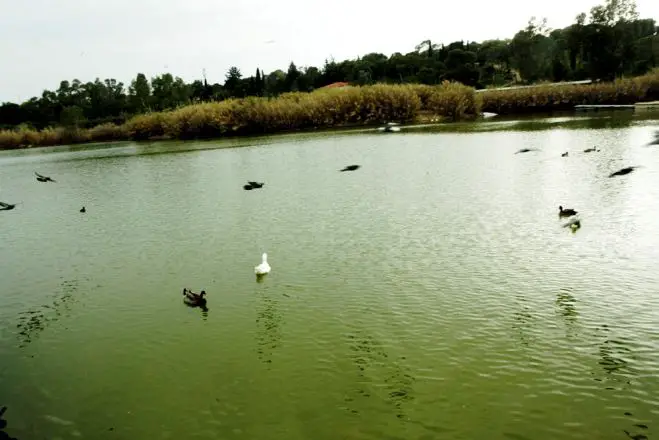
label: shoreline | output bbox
[4,109,659,157]
[1,71,658,151]
[3,106,659,154]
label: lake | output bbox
[1,112,659,440]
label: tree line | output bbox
[1,0,657,130]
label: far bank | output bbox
[1,71,658,150]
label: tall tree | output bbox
[224,67,243,97]
[255,68,262,96]
[416,40,440,57]
[284,62,301,92]
[590,0,639,25]
[2,0,658,131]
[129,73,151,113]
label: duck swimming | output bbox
[583,147,600,153]
[255,253,271,276]
[80,206,86,213]
[340,165,360,172]
[563,217,581,231]
[183,288,207,308]
[35,171,56,182]
[561,152,568,157]
[559,206,578,217]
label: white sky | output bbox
[1,0,658,102]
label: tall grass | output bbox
[0,83,477,148]
[480,69,659,115]
[150,84,426,140]
[2,72,658,149]
[0,127,92,149]
[425,82,481,121]
[108,83,475,141]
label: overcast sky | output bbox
[1,0,658,102]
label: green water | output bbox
[1,113,659,440]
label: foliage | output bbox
[480,69,659,114]
[0,82,477,148]
[1,0,656,132]
[2,70,658,149]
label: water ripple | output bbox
[1,122,659,439]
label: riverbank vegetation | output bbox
[0,82,479,148]
[0,0,657,148]
[2,69,658,149]
[481,68,659,114]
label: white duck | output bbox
[254,253,271,275]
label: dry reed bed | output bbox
[2,73,657,149]
[480,70,659,115]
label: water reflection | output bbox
[383,358,416,420]
[343,329,415,419]
[591,325,635,396]
[15,278,86,348]
[2,114,659,440]
[406,110,658,135]
[623,429,649,440]
[599,339,633,377]
[555,288,579,339]
[511,293,534,347]
[343,331,383,415]
[255,293,282,366]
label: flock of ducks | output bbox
[0,172,85,213]
[184,163,361,310]
[517,130,659,231]
[0,162,343,314]
[561,147,641,178]
[184,160,357,311]
[4,127,657,310]
[184,253,272,310]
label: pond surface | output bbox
[1,113,659,440]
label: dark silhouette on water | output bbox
[80,206,86,213]
[561,152,568,157]
[609,166,639,177]
[243,181,265,190]
[0,202,17,211]
[583,147,600,152]
[515,148,538,154]
[183,288,208,311]
[340,165,360,172]
[559,206,578,217]
[34,171,56,183]
[0,406,19,440]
